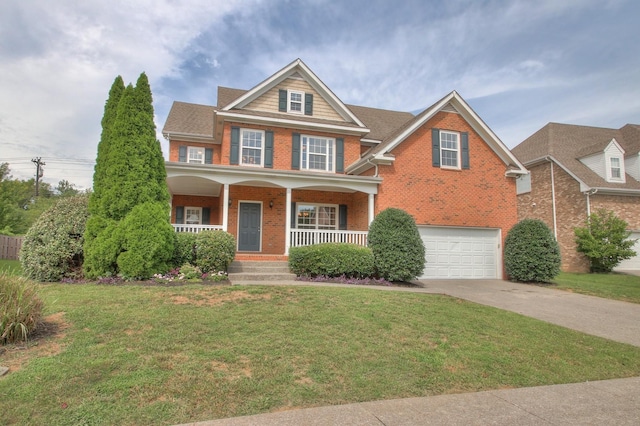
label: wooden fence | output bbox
[0,235,23,260]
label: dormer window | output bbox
[288,90,303,113]
[279,89,313,115]
[608,156,624,182]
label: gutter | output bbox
[547,157,558,239]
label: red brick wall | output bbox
[168,141,221,163]
[171,195,221,224]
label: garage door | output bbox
[614,232,640,271]
[418,226,500,279]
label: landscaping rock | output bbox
[0,366,9,377]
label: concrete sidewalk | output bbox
[179,278,640,425]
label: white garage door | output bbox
[418,226,500,279]
[614,232,640,271]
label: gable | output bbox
[579,138,626,183]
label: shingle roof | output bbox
[217,87,246,108]
[512,122,640,190]
[162,101,216,138]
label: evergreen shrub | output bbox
[367,208,425,281]
[20,195,89,281]
[83,216,122,279]
[288,243,375,278]
[172,232,197,268]
[1,272,43,344]
[195,231,236,273]
[504,219,561,282]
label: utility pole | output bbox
[31,157,45,196]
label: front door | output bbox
[238,202,261,251]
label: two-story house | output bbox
[162,59,527,279]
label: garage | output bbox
[418,226,501,279]
[614,231,640,271]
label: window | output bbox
[185,207,202,225]
[610,157,622,180]
[288,90,303,113]
[241,129,264,166]
[188,147,204,164]
[440,131,460,169]
[301,136,334,172]
[297,204,337,229]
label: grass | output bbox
[0,259,22,275]
[1,283,640,425]
[552,272,640,303]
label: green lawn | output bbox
[552,272,640,303]
[1,283,640,425]
[0,259,21,275]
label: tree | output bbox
[504,219,561,283]
[574,209,637,273]
[55,180,79,197]
[368,208,425,281]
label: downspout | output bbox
[585,188,598,217]
[366,157,379,177]
[547,157,558,239]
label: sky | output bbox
[1,0,639,190]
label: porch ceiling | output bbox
[168,176,221,197]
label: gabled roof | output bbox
[347,91,527,176]
[511,122,640,192]
[162,101,216,140]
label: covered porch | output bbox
[166,163,380,254]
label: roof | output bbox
[162,101,216,139]
[512,123,640,191]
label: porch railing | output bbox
[290,229,368,247]
[173,224,224,233]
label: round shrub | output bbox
[195,230,236,273]
[289,243,375,278]
[171,232,197,268]
[504,219,561,283]
[117,202,175,279]
[83,216,122,279]
[20,194,89,281]
[368,208,425,281]
[1,272,43,344]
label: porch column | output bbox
[285,188,292,255]
[222,183,229,232]
[368,193,375,225]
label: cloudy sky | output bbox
[1,0,638,190]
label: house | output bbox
[162,59,527,279]
[512,123,640,272]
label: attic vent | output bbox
[288,72,304,80]
[441,103,459,113]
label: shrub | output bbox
[289,243,375,278]
[195,231,236,273]
[1,272,43,344]
[20,195,89,282]
[574,209,637,273]
[83,216,122,279]
[367,208,425,281]
[117,202,175,279]
[179,263,203,280]
[504,219,561,283]
[172,232,197,268]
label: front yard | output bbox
[1,282,640,425]
[552,272,640,303]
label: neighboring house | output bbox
[512,123,640,273]
[162,59,527,279]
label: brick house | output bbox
[162,59,527,279]
[512,123,640,272]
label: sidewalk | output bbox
[178,278,640,425]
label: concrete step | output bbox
[228,260,291,274]
[228,272,297,282]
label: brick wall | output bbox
[172,195,221,224]
[168,141,221,163]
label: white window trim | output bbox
[185,207,202,225]
[607,156,625,182]
[440,130,461,170]
[187,146,205,164]
[287,90,304,114]
[240,128,265,167]
[296,203,338,230]
[301,135,335,172]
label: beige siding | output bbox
[245,78,346,122]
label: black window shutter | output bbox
[291,202,296,228]
[461,132,469,169]
[339,204,347,230]
[264,131,274,168]
[278,89,287,112]
[179,146,187,162]
[202,207,210,225]
[336,138,344,173]
[175,206,184,224]
[304,93,313,115]
[292,133,301,169]
[432,128,441,167]
[205,148,213,164]
[230,127,240,165]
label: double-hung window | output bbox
[241,129,264,166]
[609,157,623,181]
[440,131,460,169]
[288,90,303,113]
[301,136,334,172]
[188,147,205,164]
[296,204,337,229]
[185,207,202,225]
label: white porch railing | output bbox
[290,229,368,247]
[173,224,225,233]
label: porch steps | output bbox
[228,260,296,282]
